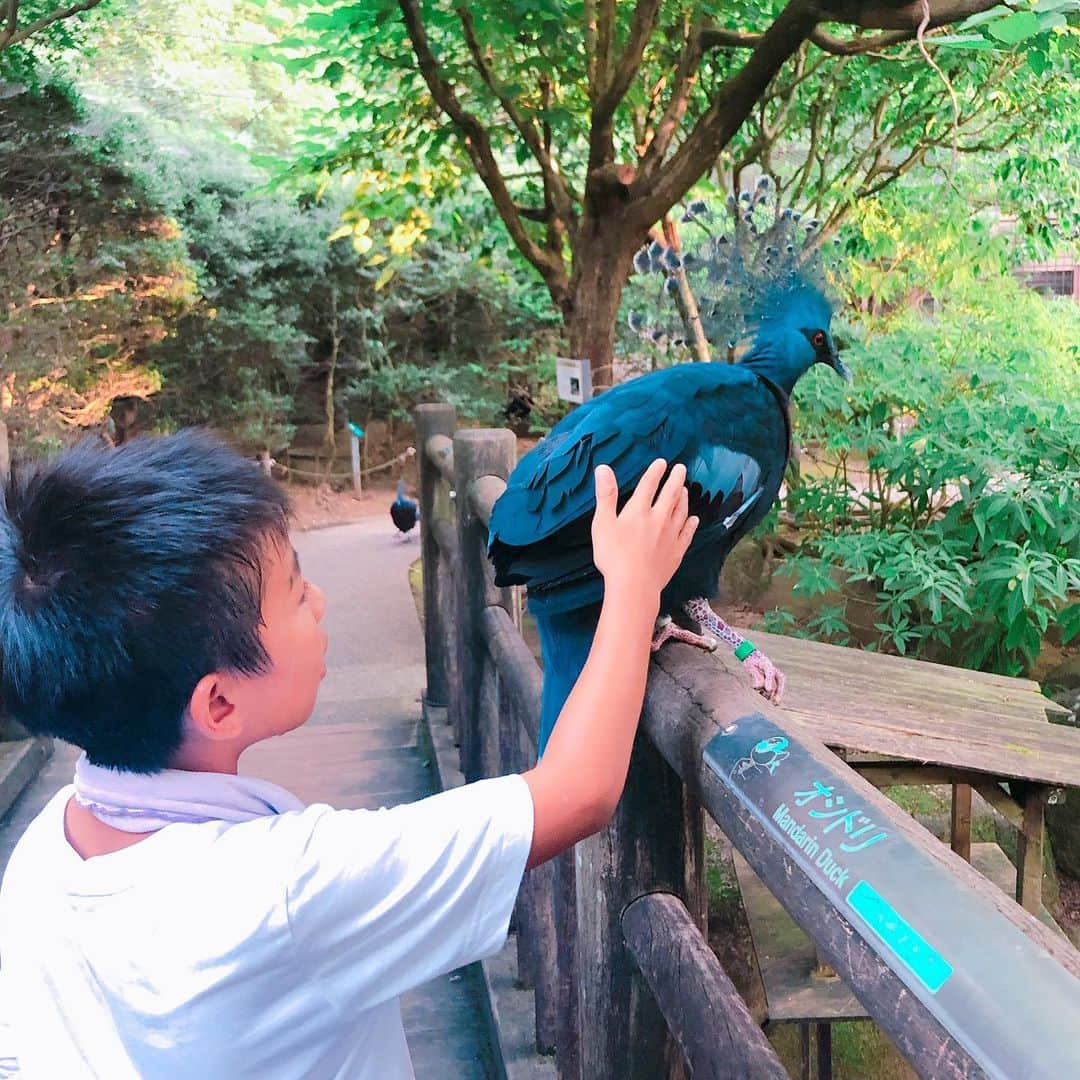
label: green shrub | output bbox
[775,278,1080,675]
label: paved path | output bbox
[0,517,497,1078]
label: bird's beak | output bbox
[831,350,853,383]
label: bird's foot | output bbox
[683,598,785,703]
[650,615,717,654]
[741,650,786,704]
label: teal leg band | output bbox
[734,640,756,662]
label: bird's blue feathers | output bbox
[390,481,419,534]
[748,280,833,342]
[489,192,849,757]
[535,606,599,754]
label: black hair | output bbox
[0,429,290,772]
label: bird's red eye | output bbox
[812,331,826,348]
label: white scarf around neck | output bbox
[73,753,305,833]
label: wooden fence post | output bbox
[482,603,559,1054]
[452,428,516,783]
[575,727,707,1079]
[414,404,456,709]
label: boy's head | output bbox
[0,430,327,773]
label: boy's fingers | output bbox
[593,465,618,526]
[677,515,699,552]
[671,483,689,523]
[656,462,687,516]
[628,459,667,511]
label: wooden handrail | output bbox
[424,433,455,486]
[412,406,1080,1080]
[468,473,505,528]
[635,645,1080,1078]
[622,892,788,1079]
[480,605,541,747]
[415,405,457,708]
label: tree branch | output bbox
[456,6,577,233]
[584,0,599,99]
[702,24,911,55]
[594,0,616,103]
[700,0,1002,57]
[589,0,657,169]
[816,0,1001,32]
[639,14,704,178]
[514,204,553,223]
[539,75,568,256]
[632,0,819,225]
[0,0,102,49]
[397,0,569,298]
[593,0,663,129]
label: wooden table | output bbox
[740,627,1077,916]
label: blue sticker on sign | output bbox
[847,880,953,994]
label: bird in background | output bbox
[488,184,852,753]
[390,480,419,540]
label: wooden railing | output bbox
[413,403,1080,1080]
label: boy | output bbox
[0,430,696,1077]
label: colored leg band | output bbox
[734,640,756,662]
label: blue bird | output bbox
[489,278,850,754]
[390,481,419,540]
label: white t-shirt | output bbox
[0,774,534,1079]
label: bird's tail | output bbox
[534,604,600,759]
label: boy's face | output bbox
[235,538,328,741]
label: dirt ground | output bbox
[286,477,409,531]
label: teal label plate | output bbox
[704,713,1080,1079]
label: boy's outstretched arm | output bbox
[522,460,698,869]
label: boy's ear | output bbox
[187,673,242,741]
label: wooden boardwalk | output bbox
[0,518,498,1079]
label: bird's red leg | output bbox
[682,598,786,704]
[650,615,718,654]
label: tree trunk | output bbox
[563,215,643,389]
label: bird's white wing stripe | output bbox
[722,488,762,530]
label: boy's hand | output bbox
[591,459,698,604]
[523,459,699,868]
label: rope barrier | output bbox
[269,446,416,483]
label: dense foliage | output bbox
[0,84,558,457]
[1,1,1076,681]
[0,87,194,455]
[272,0,1079,376]
[761,181,1080,677]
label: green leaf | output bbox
[957,7,1013,30]
[1028,48,1050,75]
[1059,604,1080,645]
[986,11,1043,43]
[1034,0,1080,12]
[933,35,996,48]
[1037,11,1069,28]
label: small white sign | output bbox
[556,357,593,404]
